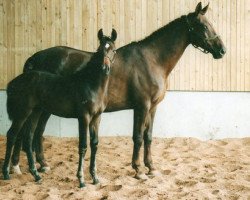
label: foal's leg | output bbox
[143,107,160,176]
[77,117,89,188]
[89,115,101,184]
[25,109,42,182]
[33,112,51,172]
[11,119,31,174]
[132,107,149,180]
[11,112,50,174]
[2,119,28,180]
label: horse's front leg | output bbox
[89,115,101,184]
[77,116,89,188]
[143,107,161,176]
[132,107,149,180]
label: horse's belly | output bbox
[105,92,132,112]
[41,100,77,118]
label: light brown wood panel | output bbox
[0,0,249,91]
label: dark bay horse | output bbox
[3,29,117,188]
[11,2,226,180]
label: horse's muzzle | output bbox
[213,47,226,59]
[219,47,226,56]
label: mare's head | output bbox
[97,29,117,74]
[185,2,226,59]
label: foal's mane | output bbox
[85,46,105,69]
[74,45,105,77]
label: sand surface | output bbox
[0,136,249,200]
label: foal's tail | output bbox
[6,94,16,121]
[6,77,26,121]
[6,79,19,121]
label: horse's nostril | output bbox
[220,47,226,55]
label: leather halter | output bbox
[102,50,116,75]
[185,15,219,54]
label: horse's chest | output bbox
[151,84,166,105]
[143,74,167,106]
[80,94,107,114]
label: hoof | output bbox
[35,175,42,182]
[3,173,10,180]
[79,182,86,188]
[134,173,148,180]
[38,166,51,173]
[147,170,162,178]
[13,165,22,175]
[147,170,162,177]
[93,178,100,185]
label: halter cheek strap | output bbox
[107,50,116,64]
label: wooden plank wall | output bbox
[0,0,249,91]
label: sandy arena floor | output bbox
[0,136,249,200]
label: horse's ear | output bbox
[111,29,117,41]
[195,2,202,15]
[98,29,103,41]
[200,3,209,15]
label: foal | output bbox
[2,29,117,188]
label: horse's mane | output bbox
[118,14,188,51]
[141,15,186,44]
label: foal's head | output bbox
[97,29,117,74]
[185,2,226,59]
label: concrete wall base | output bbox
[1,91,249,140]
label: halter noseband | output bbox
[185,15,219,54]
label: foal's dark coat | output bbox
[3,29,117,187]
[12,2,226,179]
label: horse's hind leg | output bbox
[25,109,42,182]
[33,112,51,172]
[89,115,101,185]
[11,119,31,174]
[2,119,28,180]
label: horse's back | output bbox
[24,46,93,75]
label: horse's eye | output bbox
[204,25,208,30]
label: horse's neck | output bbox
[142,17,189,78]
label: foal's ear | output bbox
[200,3,209,15]
[98,29,104,41]
[111,29,117,41]
[195,2,202,15]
